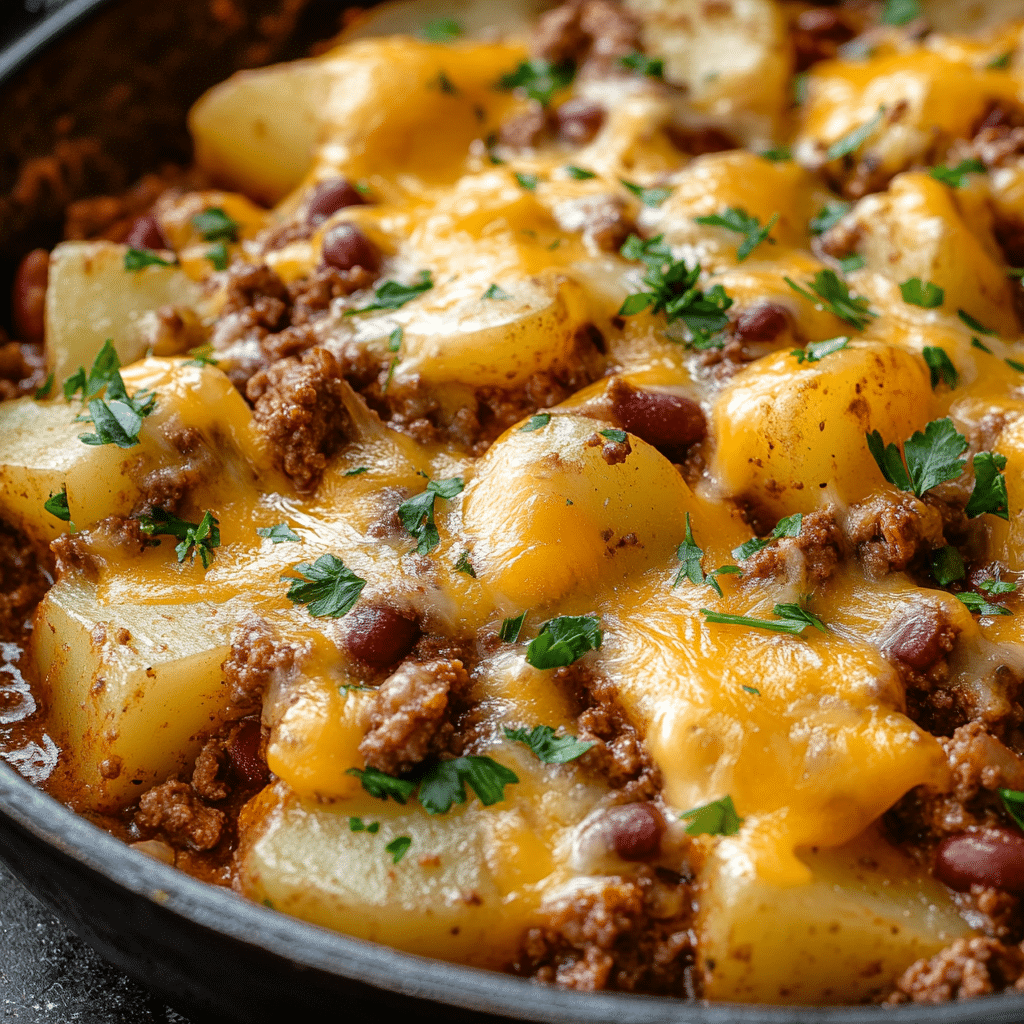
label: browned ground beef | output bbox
[741,508,847,587]
[135,779,226,851]
[887,937,1024,1004]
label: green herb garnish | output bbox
[504,725,594,764]
[525,615,602,669]
[283,554,366,616]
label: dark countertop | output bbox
[0,858,189,1023]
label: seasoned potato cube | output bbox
[698,827,974,1004]
[45,242,203,385]
[33,572,252,811]
[712,341,933,519]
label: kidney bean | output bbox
[734,302,790,342]
[609,379,706,458]
[321,224,380,273]
[935,828,1024,893]
[885,605,949,671]
[228,719,268,787]
[123,214,169,251]
[12,249,49,343]
[556,98,606,145]
[307,178,366,226]
[343,605,421,670]
[605,802,665,861]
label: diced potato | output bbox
[462,413,697,606]
[712,341,934,519]
[698,826,974,1004]
[45,242,204,385]
[396,273,589,388]
[33,571,252,811]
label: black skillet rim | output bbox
[2,2,1024,1021]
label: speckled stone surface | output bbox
[0,859,190,1024]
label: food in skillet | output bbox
[3,0,1024,1006]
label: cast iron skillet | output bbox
[2,3,1024,1021]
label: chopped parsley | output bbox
[742,685,760,696]
[184,344,218,367]
[809,201,851,235]
[619,178,672,208]
[791,336,849,365]
[137,508,221,567]
[1000,789,1024,829]
[930,545,965,585]
[972,336,994,354]
[388,327,403,353]
[257,523,300,543]
[880,0,921,25]
[124,248,175,271]
[497,59,575,106]
[700,602,826,635]
[959,309,996,335]
[980,576,1017,596]
[398,476,464,554]
[191,207,239,243]
[348,816,380,833]
[564,165,596,180]
[526,615,602,669]
[345,271,433,315]
[680,795,743,837]
[454,550,477,577]
[514,172,539,191]
[64,339,123,402]
[44,489,71,522]
[283,554,366,617]
[760,147,792,162]
[205,242,230,271]
[434,70,459,94]
[344,467,369,476]
[500,611,527,643]
[673,513,739,596]
[482,283,512,300]
[619,52,663,78]
[519,413,551,432]
[345,767,416,803]
[385,836,412,863]
[965,452,1009,520]
[417,756,519,814]
[957,591,1012,617]
[1008,359,1024,373]
[420,18,462,42]
[34,373,54,400]
[922,346,959,389]
[504,724,594,764]
[733,512,802,561]
[825,107,884,162]
[987,50,1013,71]
[900,278,944,308]
[930,159,986,188]
[784,270,875,330]
[694,207,778,262]
[599,428,627,443]
[838,253,866,273]
[618,234,732,347]
[866,418,967,497]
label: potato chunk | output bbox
[34,572,251,811]
[712,341,933,519]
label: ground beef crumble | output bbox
[134,779,226,852]
[887,937,1024,1004]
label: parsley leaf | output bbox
[880,0,921,25]
[44,489,71,522]
[1000,789,1024,829]
[346,767,416,803]
[526,615,602,669]
[619,178,672,208]
[791,336,849,364]
[514,171,539,191]
[283,554,366,617]
[388,326,403,352]
[344,467,369,477]
[504,725,594,764]
[345,271,434,315]
[482,283,512,300]
[205,242,229,271]
[565,165,596,180]
[826,107,884,162]
[600,428,628,443]
[922,346,959,389]
[838,253,866,273]
[348,816,380,832]
[732,512,802,561]
[63,339,123,403]
[965,451,1009,520]
[957,592,1012,617]
[694,207,778,262]
[980,576,1017,596]
[136,508,221,567]
[700,602,826,635]
[987,51,1013,71]
[680,795,743,836]
[866,418,967,497]
[931,545,965,585]
[673,512,706,589]
[184,344,218,367]
[79,394,153,449]
[519,413,551,432]
[760,147,792,162]
[742,685,760,695]
[900,278,944,308]
[785,270,876,329]
[34,373,54,400]
[959,309,996,335]
[500,612,527,642]
[809,201,851,235]
[454,550,477,577]
[930,159,986,188]
[192,207,239,242]
[420,17,462,42]
[497,59,575,106]
[398,476,464,554]
[972,336,993,354]
[124,248,175,271]
[619,52,663,78]
[1008,359,1024,373]
[257,523,300,543]
[385,836,412,863]
[417,756,519,814]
